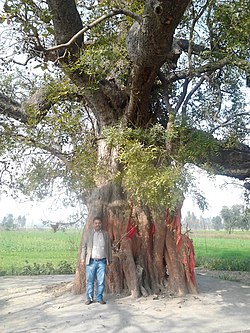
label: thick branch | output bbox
[0,81,127,135]
[126,0,191,67]
[207,142,250,180]
[182,129,250,180]
[175,38,208,55]
[0,93,27,123]
[46,0,84,47]
[164,57,250,84]
[165,58,231,83]
[126,66,159,126]
[4,77,86,125]
[45,9,140,53]
[125,0,191,126]
[0,90,54,125]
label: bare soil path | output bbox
[0,271,250,333]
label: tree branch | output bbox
[45,9,140,54]
[182,129,250,180]
[211,112,250,133]
[165,58,231,83]
[181,75,207,119]
[125,0,191,126]
[16,133,72,169]
[0,93,28,123]
[174,78,190,113]
[0,84,90,125]
[208,142,250,180]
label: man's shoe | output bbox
[85,300,92,305]
[97,300,106,304]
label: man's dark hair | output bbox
[93,216,102,222]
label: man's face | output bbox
[93,219,102,231]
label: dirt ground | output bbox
[0,270,250,333]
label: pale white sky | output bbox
[0,194,82,226]
[182,173,245,218]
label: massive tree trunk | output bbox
[73,181,197,297]
[73,136,197,297]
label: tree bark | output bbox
[73,180,198,297]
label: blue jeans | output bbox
[86,258,107,301]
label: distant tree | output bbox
[183,212,215,230]
[183,211,198,230]
[1,214,15,230]
[199,216,213,230]
[220,205,244,233]
[211,216,223,231]
[238,208,250,231]
[16,215,26,228]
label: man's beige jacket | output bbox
[81,229,112,265]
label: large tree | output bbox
[0,0,249,296]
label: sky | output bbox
[182,173,246,218]
[0,193,82,227]
[0,170,246,226]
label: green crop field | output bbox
[0,229,82,275]
[191,230,250,271]
[0,229,249,275]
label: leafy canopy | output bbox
[0,0,249,209]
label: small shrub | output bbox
[218,274,240,283]
[20,260,74,275]
[57,261,75,274]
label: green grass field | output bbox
[191,230,250,271]
[0,229,82,275]
[0,229,249,275]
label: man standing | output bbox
[81,216,112,305]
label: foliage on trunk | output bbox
[73,182,197,296]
